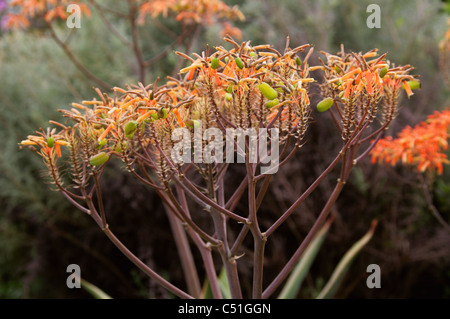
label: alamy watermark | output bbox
[171,122,280,175]
[366,4,381,29]
[66,263,81,288]
[66,4,81,29]
[366,264,381,288]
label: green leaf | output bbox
[316,220,378,299]
[201,268,231,299]
[277,217,334,299]
[81,278,113,299]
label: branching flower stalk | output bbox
[20,37,419,299]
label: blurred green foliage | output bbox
[0,0,449,298]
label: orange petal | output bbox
[343,79,353,100]
[365,72,373,94]
[402,80,413,98]
[98,123,114,141]
[340,68,361,81]
[55,143,62,158]
[173,108,185,127]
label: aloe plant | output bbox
[278,218,378,299]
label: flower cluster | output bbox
[317,47,419,141]
[20,39,419,185]
[371,109,450,175]
[4,0,243,38]
[5,0,91,28]
[20,38,315,183]
[138,0,244,38]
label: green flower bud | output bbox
[90,152,109,166]
[379,67,388,78]
[211,57,220,70]
[158,108,168,119]
[150,112,159,120]
[225,84,234,93]
[46,137,55,148]
[317,97,334,112]
[258,82,278,100]
[404,80,421,90]
[266,98,280,109]
[185,119,201,129]
[124,120,137,139]
[235,57,244,69]
[249,51,257,58]
[225,93,233,101]
[295,57,302,66]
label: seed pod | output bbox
[89,152,109,166]
[404,80,420,90]
[185,119,201,129]
[46,137,55,148]
[258,82,278,100]
[124,120,137,139]
[379,67,388,78]
[316,97,334,112]
[235,57,244,69]
[266,98,280,109]
[224,93,233,101]
[211,57,220,70]
[295,57,302,66]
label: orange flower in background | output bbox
[138,0,244,38]
[371,109,450,175]
[138,0,244,23]
[5,0,91,28]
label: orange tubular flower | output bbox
[371,108,450,175]
[20,131,70,159]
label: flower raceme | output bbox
[371,109,450,175]
[19,39,419,182]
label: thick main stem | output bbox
[164,203,202,298]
